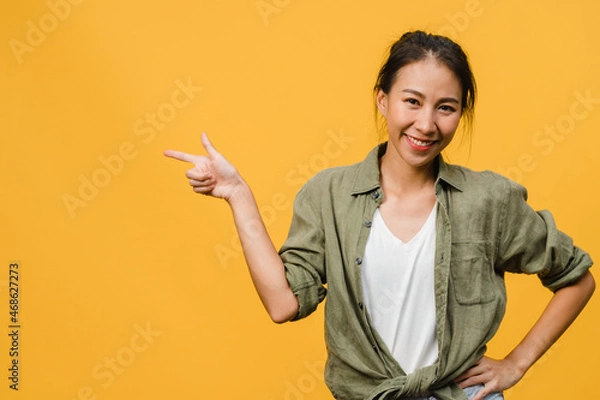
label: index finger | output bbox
[164,149,197,163]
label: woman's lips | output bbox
[404,134,436,151]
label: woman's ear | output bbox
[376,89,388,118]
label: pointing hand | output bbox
[164,133,245,201]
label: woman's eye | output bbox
[439,105,456,112]
[406,98,419,105]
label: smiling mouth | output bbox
[405,134,436,148]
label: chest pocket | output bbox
[450,241,495,305]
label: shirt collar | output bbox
[350,142,464,195]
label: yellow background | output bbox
[1,0,599,398]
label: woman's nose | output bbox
[414,109,436,134]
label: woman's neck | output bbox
[379,152,438,197]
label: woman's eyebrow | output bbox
[401,88,424,97]
[438,97,460,104]
[402,89,459,104]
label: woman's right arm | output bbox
[164,133,299,323]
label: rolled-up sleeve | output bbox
[496,179,593,292]
[279,186,327,320]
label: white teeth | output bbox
[407,135,433,147]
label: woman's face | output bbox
[376,57,463,171]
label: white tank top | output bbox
[360,205,439,374]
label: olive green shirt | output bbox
[279,143,592,400]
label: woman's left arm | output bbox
[456,270,595,400]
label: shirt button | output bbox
[372,345,377,351]
[365,220,372,228]
[355,257,363,265]
[358,302,363,309]
[372,191,380,199]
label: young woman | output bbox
[164,31,595,400]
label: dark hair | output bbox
[374,31,477,139]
